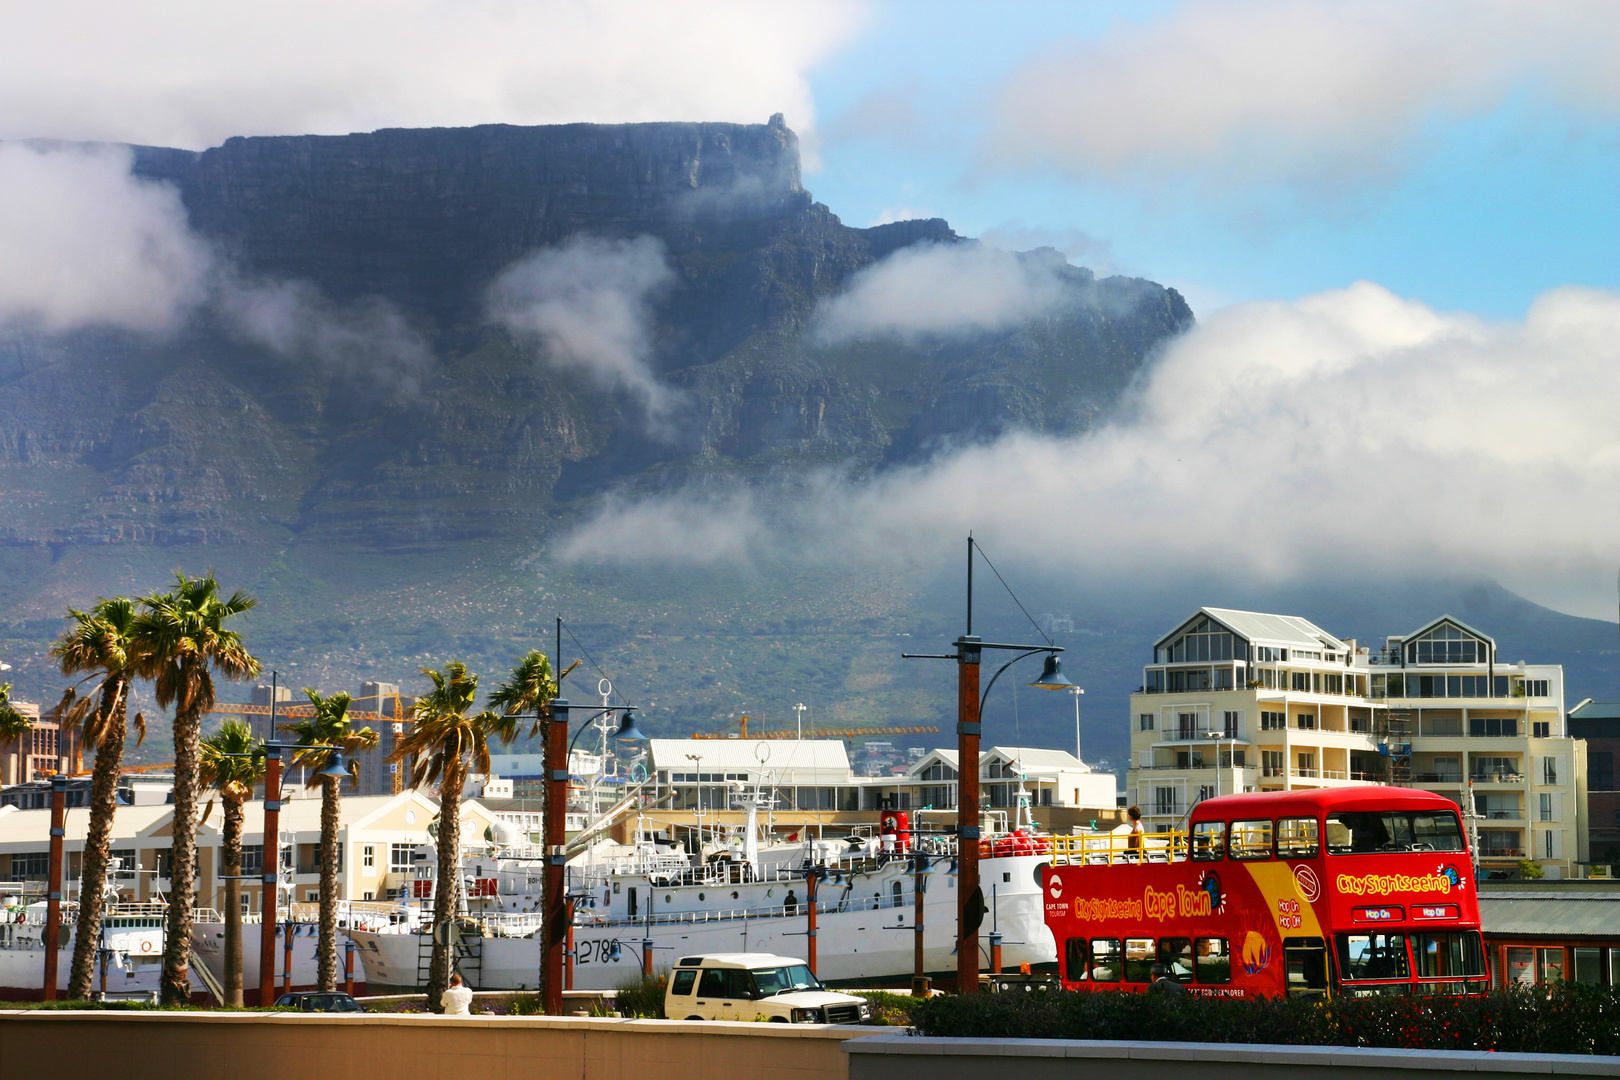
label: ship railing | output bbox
[575,890,915,929]
[1047,831,1190,866]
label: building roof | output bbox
[1161,608,1346,651]
[985,747,1085,771]
[647,739,850,776]
[1480,894,1620,939]
[1570,699,1620,721]
[1392,613,1496,646]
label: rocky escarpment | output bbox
[1,117,1193,551]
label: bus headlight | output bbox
[790,1008,822,1023]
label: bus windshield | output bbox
[750,965,821,995]
[1325,811,1463,854]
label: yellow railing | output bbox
[1047,830,1193,866]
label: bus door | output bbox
[1283,936,1329,999]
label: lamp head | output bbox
[1029,652,1078,691]
[312,749,351,780]
[613,709,649,742]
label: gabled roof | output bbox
[984,747,1085,770]
[1157,607,1345,650]
[646,739,850,774]
[905,749,959,777]
[1395,614,1496,646]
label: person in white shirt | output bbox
[441,973,474,1015]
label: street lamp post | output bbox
[542,698,645,1015]
[1203,730,1232,800]
[904,536,1076,992]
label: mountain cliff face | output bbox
[0,117,1192,553]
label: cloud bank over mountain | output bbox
[0,1,863,153]
[561,281,1620,620]
[0,142,212,333]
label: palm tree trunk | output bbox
[222,798,244,1007]
[427,764,462,1011]
[67,677,128,999]
[162,702,203,1006]
[318,774,340,991]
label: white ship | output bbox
[0,898,211,1000]
[347,790,1059,992]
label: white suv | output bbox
[665,953,871,1024]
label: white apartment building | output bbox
[1128,608,1587,878]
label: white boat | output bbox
[190,904,407,1002]
[0,899,211,1000]
[347,790,1059,992]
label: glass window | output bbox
[1505,947,1536,984]
[1065,938,1088,982]
[1191,821,1226,861]
[671,969,697,995]
[1539,948,1564,983]
[1326,811,1463,854]
[750,965,819,995]
[1413,932,1485,978]
[1124,938,1155,982]
[1276,818,1319,859]
[1573,948,1603,985]
[1089,939,1121,982]
[1337,933,1410,981]
[1158,938,1194,982]
[1229,819,1273,860]
[1195,938,1230,984]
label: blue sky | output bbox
[803,1,1620,319]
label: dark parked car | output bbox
[274,991,365,1013]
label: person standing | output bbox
[441,972,474,1015]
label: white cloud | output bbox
[486,235,679,416]
[814,242,1069,343]
[0,142,212,333]
[989,0,1620,188]
[217,276,433,396]
[0,1,864,153]
[560,281,1620,620]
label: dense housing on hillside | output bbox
[1129,608,1587,877]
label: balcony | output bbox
[1470,772,1524,784]
[1414,772,1464,784]
[1479,847,1525,860]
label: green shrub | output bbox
[613,972,667,1019]
[855,990,926,1027]
[911,984,1620,1055]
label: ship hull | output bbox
[190,922,368,1003]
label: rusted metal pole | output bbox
[806,871,819,975]
[344,939,355,996]
[957,630,982,994]
[258,746,282,1005]
[913,848,926,982]
[564,898,575,991]
[42,775,65,1000]
[282,918,293,995]
[543,699,569,1015]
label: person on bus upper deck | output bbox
[1149,963,1187,996]
[1125,806,1144,858]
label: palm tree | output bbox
[388,661,504,1011]
[0,682,31,744]
[50,597,147,1000]
[138,572,260,1006]
[199,721,264,1007]
[282,689,377,992]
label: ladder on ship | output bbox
[416,924,483,989]
[1379,707,1414,785]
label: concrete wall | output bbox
[0,1011,869,1080]
[846,1034,1620,1080]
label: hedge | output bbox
[910,984,1620,1055]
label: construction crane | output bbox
[693,715,939,740]
[209,694,416,793]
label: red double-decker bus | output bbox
[1042,788,1488,999]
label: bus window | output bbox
[1284,936,1329,999]
[1338,933,1410,981]
[1065,937,1089,982]
[1090,939,1121,982]
[1194,938,1230,984]
[1229,819,1273,860]
[671,969,697,995]
[1326,811,1463,854]
[1191,821,1226,861]
[1276,817,1319,859]
[1158,938,1194,982]
[1413,932,1485,979]
[1124,939,1155,982]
